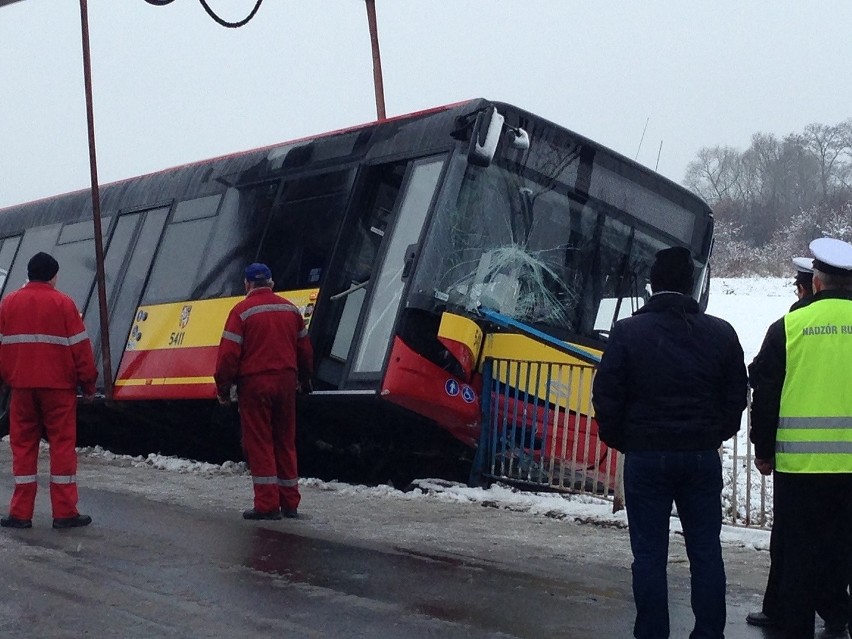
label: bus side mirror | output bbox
[467,106,504,167]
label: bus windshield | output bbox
[411,134,708,343]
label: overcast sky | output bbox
[1,1,851,210]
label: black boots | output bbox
[242,509,282,521]
[1,514,92,529]
[0,516,32,529]
[53,514,92,529]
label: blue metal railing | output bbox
[471,357,621,504]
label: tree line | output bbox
[683,120,852,276]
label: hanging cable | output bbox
[197,0,264,28]
[142,0,265,28]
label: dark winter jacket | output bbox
[592,292,748,452]
[749,289,852,460]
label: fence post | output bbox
[469,358,493,487]
[613,451,625,513]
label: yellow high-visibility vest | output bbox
[776,298,852,473]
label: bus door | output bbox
[83,206,169,387]
[312,156,445,390]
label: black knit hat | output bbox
[650,247,694,294]
[27,252,59,282]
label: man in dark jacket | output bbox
[593,246,748,639]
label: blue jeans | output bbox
[625,450,726,639]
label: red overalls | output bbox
[0,282,98,520]
[214,287,313,513]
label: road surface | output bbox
[0,444,806,638]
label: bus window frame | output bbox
[342,152,451,387]
[349,155,447,377]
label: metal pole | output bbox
[364,0,386,120]
[79,0,113,400]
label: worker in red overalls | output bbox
[0,252,98,529]
[215,263,313,520]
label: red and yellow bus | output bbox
[0,100,713,482]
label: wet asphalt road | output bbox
[0,452,814,638]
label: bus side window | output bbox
[52,217,112,312]
[259,170,355,292]
[189,182,280,300]
[3,225,61,294]
[0,236,21,297]
[143,195,222,304]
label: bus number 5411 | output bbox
[169,332,186,346]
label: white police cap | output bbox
[792,256,813,274]
[809,237,852,274]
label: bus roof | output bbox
[0,99,475,214]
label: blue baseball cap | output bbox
[244,262,272,282]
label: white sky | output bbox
[2,1,851,210]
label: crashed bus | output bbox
[0,100,713,484]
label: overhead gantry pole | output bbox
[79,0,113,400]
[364,0,386,121]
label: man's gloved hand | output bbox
[754,457,775,476]
[299,379,313,395]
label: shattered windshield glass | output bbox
[410,149,671,342]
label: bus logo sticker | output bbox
[179,305,192,329]
[461,385,476,403]
[445,379,459,397]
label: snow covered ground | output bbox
[709,277,791,530]
[46,277,789,555]
[707,277,792,366]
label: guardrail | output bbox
[472,358,772,528]
[471,358,623,509]
[725,390,772,527]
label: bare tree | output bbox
[801,120,852,202]
[683,119,852,275]
[684,146,742,202]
